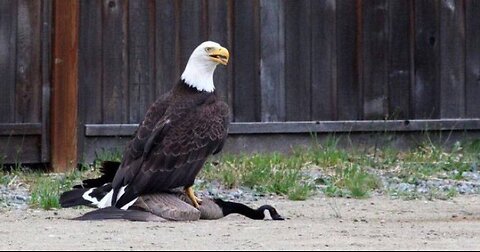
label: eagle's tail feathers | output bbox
[60,183,113,208]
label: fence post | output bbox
[51,0,79,172]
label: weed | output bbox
[200,152,317,200]
[0,155,5,171]
[29,170,84,210]
[323,183,346,198]
[93,148,123,164]
[388,189,421,200]
[0,173,15,187]
[303,136,350,168]
[324,165,381,199]
[286,183,314,200]
[446,187,458,199]
[326,198,343,219]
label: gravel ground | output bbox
[1,167,479,250]
[1,168,480,210]
[0,176,29,210]
[0,195,479,250]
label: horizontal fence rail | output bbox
[0,123,42,136]
[85,119,480,137]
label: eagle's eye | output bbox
[205,47,213,52]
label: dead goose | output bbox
[61,161,284,222]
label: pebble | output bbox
[308,168,480,199]
[0,184,30,210]
[1,167,480,210]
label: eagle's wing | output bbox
[112,98,229,208]
[109,94,170,205]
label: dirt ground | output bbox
[0,195,479,250]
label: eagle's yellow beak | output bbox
[208,46,229,65]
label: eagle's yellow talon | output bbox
[185,186,202,208]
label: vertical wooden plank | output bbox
[233,0,260,122]
[102,0,128,123]
[79,0,102,125]
[311,0,336,121]
[440,0,465,118]
[414,0,440,119]
[259,0,285,122]
[179,0,205,70]
[0,0,17,123]
[285,0,311,121]
[336,0,361,120]
[466,0,480,117]
[155,0,179,96]
[208,0,233,111]
[51,0,79,172]
[362,0,388,120]
[387,0,412,119]
[77,0,103,163]
[128,0,155,123]
[41,0,52,162]
[16,0,42,123]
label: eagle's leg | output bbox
[185,186,202,208]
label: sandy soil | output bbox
[0,195,479,250]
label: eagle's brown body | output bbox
[112,80,230,208]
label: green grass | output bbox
[395,140,478,183]
[29,170,85,210]
[0,173,10,186]
[201,137,480,201]
[92,148,123,166]
[29,150,124,210]
[0,163,92,210]
[2,136,480,210]
[201,137,380,200]
[297,137,350,168]
[201,153,315,200]
[0,172,19,189]
[388,188,421,200]
[322,164,381,199]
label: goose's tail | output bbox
[59,161,121,208]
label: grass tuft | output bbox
[201,153,316,200]
[0,161,94,210]
[28,170,85,210]
[322,164,381,199]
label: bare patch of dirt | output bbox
[0,195,479,250]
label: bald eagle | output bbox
[61,41,230,210]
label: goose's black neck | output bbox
[214,198,284,220]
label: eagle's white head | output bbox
[181,41,230,92]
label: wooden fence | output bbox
[79,0,480,125]
[0,0,51,164]
[1,0,480,170]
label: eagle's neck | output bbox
[181,58,217,93]
[175,80,217,101]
